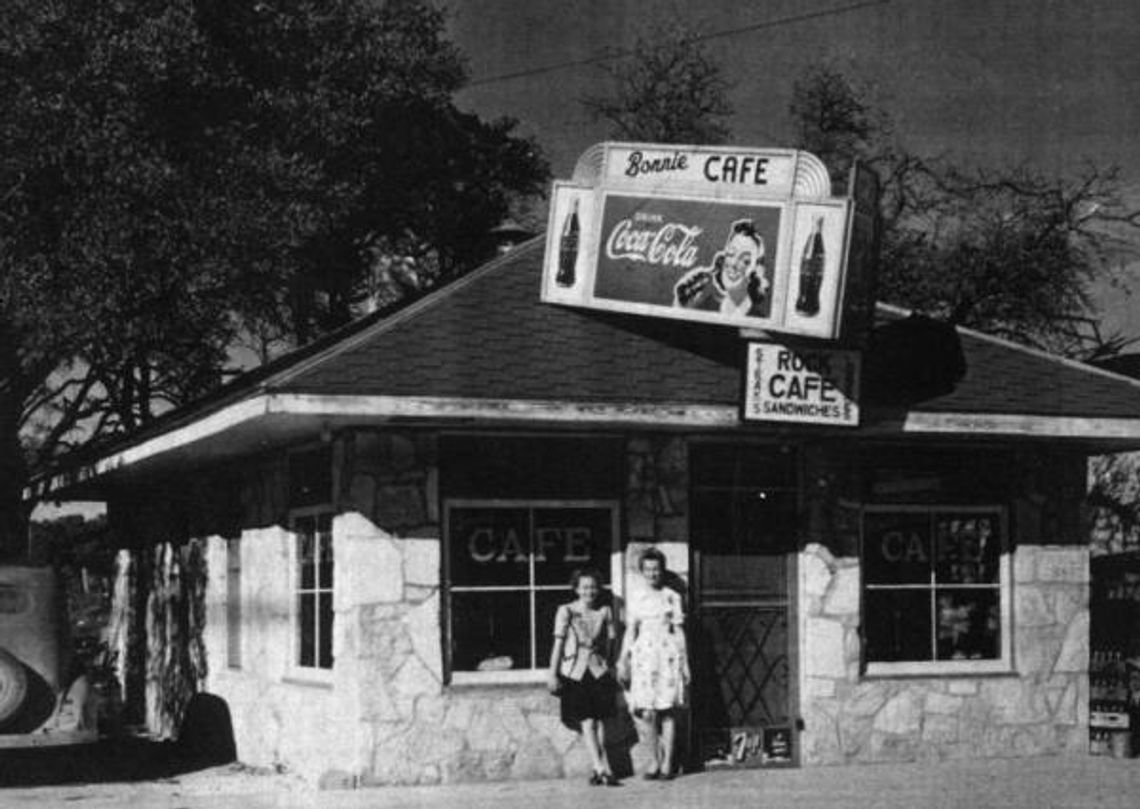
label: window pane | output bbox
[298,593,315,667]
[935,513,999,584]
[936,588,1000,661]
[298,532,316,590]
[694,490,793,599]
[864,588,932,662]
[289,447,332,508]
[533,508,612,587]
[318,592,334,669]
[450,590,530,672]
[863,512,932,585]
[226,539,242,669]
[441,436,623,499]
[448,508,531,587]
[318,530,334,589]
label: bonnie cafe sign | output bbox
[541,142,875,427]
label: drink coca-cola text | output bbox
[605,219,703,268]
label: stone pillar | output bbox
[624,435,689,581]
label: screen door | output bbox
[690,444,798,768]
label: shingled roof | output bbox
[40,237,1140,497]
[251,237,1140,419]
[269,240,742,404]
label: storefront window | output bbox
[862,506,1010,675]
[445,500,618,683]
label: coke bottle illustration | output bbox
[795,216,825,316]
[555,198,580,287]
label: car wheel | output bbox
[0,647,29,725]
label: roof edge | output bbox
[874,301,1140,394]
[954,323,1140,393]
[38,391,1140,499]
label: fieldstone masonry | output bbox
[624,435,690,579]
[800,542,1089,764]
[204,430,691,785]
[199,434,1093,784]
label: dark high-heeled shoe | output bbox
[643,770,660,781]
[589,772,603,786]
[602,772,620,786]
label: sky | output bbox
[445,0,1140,339]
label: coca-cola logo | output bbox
[605,213,703,268]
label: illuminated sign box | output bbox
[542,142,878,342]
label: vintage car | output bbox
[0,566,97,747]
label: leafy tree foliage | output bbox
[583,22,733,144]
[0,0,549,556]
[789,62,1140,359]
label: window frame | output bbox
[861,504,1012,677]
[443,498,622,686]
[225,536,242,670]
[288,505,336,682]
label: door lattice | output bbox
[697,606,789,729]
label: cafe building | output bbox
[41,144,1140,785]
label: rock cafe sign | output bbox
[744,342,860,427]
[541,142,878,342]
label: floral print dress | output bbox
[627,586,688,712]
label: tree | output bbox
[878,163,1140,358]
[789,64,884,188]
[0,0,549,557]
[788,62,1140,359]
[583,21,733,144]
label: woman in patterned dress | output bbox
[618,548,689,779]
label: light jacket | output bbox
[554,603,614,681]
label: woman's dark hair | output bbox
[638,547,667,572]
[570,566,604,590]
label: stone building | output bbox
[42,239,1140,784]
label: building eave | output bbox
[36,392,1140,500]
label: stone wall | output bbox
[203,430,696,786]
[624,435,689,580]
[182,435,1100,780]
[203,525,362,783]
[346,431,692,785]
[800,542,1089,764]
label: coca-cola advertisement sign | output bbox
[592,193,782,325]
[541,144,877,341]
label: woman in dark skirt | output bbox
[547,567,619,786]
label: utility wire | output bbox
[468,0,891,87]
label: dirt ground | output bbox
[3,754,1140,809]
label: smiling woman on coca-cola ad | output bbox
[673,219,770,317]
